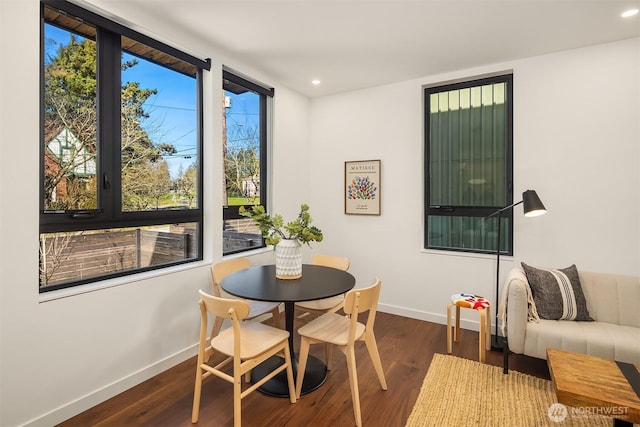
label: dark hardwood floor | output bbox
[57,312,549,427]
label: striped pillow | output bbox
[521,263,593,321]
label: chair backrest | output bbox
[211,257,251,297]
[199,289,250,326]
[198,290,251,361]
[343,279,382,335]
[311,254,350,271]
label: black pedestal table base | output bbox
[251,354,327,397]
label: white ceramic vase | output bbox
[274,239,302,279]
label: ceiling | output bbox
[109,0,639,98]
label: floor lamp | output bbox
[485,189,546,352]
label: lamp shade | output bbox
[522,190,546,217]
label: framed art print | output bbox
[345,160,381,215]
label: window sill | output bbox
[38,260,210,303]
[421,248,515,261]
[225,245,273,257]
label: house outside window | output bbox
[222,69,273,255]
[424,74,514,255]
[39,0,210,291]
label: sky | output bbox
[45,23,261,180]
[46,23,197,179]
[122,52,197,178]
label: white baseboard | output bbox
[22,344,199,427]
[377,302,493,333]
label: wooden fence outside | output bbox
[223,218,262,253]
[40,220,266,287]
[40,226,196,287]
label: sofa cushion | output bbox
[522,319,640,364]
[521,263,593,321]
[579,272,640,328]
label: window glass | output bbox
[43,23,98,211]
[120,41,198,211]
[222,73,271,255]
[40,1,208,292]
[40,224,198,288]
[429,83,507,208]
[425,75,513,254]
[224,89,261,207]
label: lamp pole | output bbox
[485,189,546,370]
[486,200,523,350]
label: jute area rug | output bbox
[405,353,616,427]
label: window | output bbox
[424,74,513,254]
[40,0,210,291]
[222,69,273,255]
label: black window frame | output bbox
[424,74,514,255]
[222,69,273,255]
[39,0,211,291]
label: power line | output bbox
[144,104,195,112]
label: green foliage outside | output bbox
[43,32,196,212]
[227,197,261,206]
[223,88,261,208]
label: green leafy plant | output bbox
[239,204,323,246]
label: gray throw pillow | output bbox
[521,263,593,321]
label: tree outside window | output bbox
[222,70,272,255]
[40,1,208,290]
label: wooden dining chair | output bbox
[294,254,350,324]
[191,290,296,426]
[295,279,387,427]
[211,258,282,338]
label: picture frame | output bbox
[344,160,381,215]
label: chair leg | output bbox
[271,306,281,328]
[478,308,486,363]
[345,345,362,427]
[295,337,311,399]
[191,365,203,423]
[325,343,333,370]
[485,306,491,351]
[233,370,242,427]
[364,331,387,390]
[283,344,297,404]
[446,302,453,353]
[454,305,461,342]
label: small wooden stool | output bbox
[447,293,491,362]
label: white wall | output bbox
[1,0,638,425]
[308,37,640,324]
[0,1,310,426]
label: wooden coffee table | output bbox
[547,348,640,426]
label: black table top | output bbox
[220,264,355,303]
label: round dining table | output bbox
[221,263,356,397]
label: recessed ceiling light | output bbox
[311,79,321,85]
[622,8,639,17]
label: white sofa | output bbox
[503,267,640,365]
